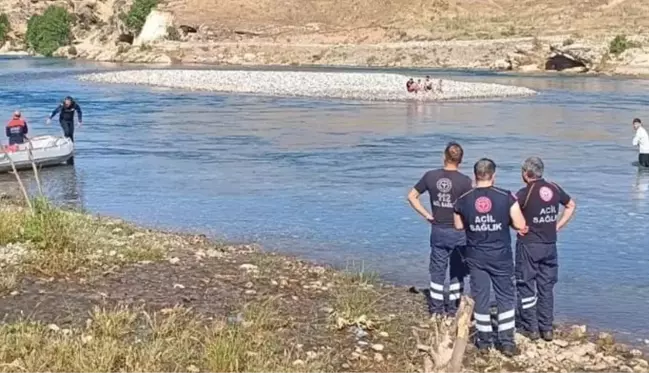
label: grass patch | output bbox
[25,6,71,57]
[0,198,165,278]
[0,13,9,43]
[609,34,640,55]
[0,300,325,373]
[120,0,158,34]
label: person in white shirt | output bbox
[632,118,649,167]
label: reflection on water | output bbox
[633,168,649,201]
[1,56,649,341]
[0,166,83,208]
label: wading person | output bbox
[632,118,649,167]
[515,157,576,342]
[453,158,526,356]
[6,111,28,145]
[407,142,472,316]
[47,96,83,143]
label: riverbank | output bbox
[77,70,537,101]
[0,191,646,372]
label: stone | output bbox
[206,248,221,257]
[635,365,649,373]
[342,363,350,369]
[133,10,176,46]
[186,364,200,373]
[350,352,360,360]
[47,324,61,332]
[244,282,254,289]
[374,353,384,363]
[620,365,634,373]
[554,339,570,348]
[634,359,649,368]
[597,332,614,345]
[244,289,257,295]
[239,264,258,272]
[169,257,180,264]
[631,349,644,358]
[173,283,185,289]
[244,53,256,61]
[570,324,587,338]
[292,359,305,366]
[371,343,384,352]
[357,341,368,347]
[378,331,389,338]
[306,351,318,360]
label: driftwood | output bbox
[0,145,33,212]
[413,295,475,373]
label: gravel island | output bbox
[78,70,537,102]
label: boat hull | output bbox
[0,136,74,173]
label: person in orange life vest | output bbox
[6,111,28,145]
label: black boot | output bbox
[519,330,540,341]
[498,344,517,357]
[541,330,553,342]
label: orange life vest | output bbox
[6,118,26,129]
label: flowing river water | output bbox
[1,56,648,343]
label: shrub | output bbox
[0,13,10,43]
[120,0,158,34]
[609,34,640,55]
[25,6,71,57]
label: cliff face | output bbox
[3,0,649,75]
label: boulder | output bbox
[133,10,175,46]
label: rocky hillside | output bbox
[2,0,649,74]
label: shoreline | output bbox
[0,191,647,371]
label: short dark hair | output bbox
[634,118,642,124]
[444,142,464,164]
[474,158,496,181]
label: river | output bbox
[1,56,648,343]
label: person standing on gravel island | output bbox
[515,157,576,342]
[407,142,472,317]
[47,96,83,143]
[453,158,526,357]
[632,118,649,167]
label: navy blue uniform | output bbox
[414,169,472,315]
[454,186,517,349]
[50,101,82,142]
[515,179,571,334]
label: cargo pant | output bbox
[467,247,516,349]
[428,225,467,316]
[515,241,558,334]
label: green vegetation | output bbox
[0,13,10,43]
[25,6,71,57]
[609,34,640,56]
[120,0,158,34]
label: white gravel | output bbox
[77,70,536,101]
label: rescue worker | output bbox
[6,111,28,145]
[407,142,473,316]
[632,118,649,167]
[453,158,526,356]
[515,156,576,342]
[47,96,83,142]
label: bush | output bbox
[25,6,71,57]
[0,13,10,43]
[120,0,158,34]
[609,34,640,56]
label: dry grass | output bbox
[166,0,649,40]
[0,301,327,373]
